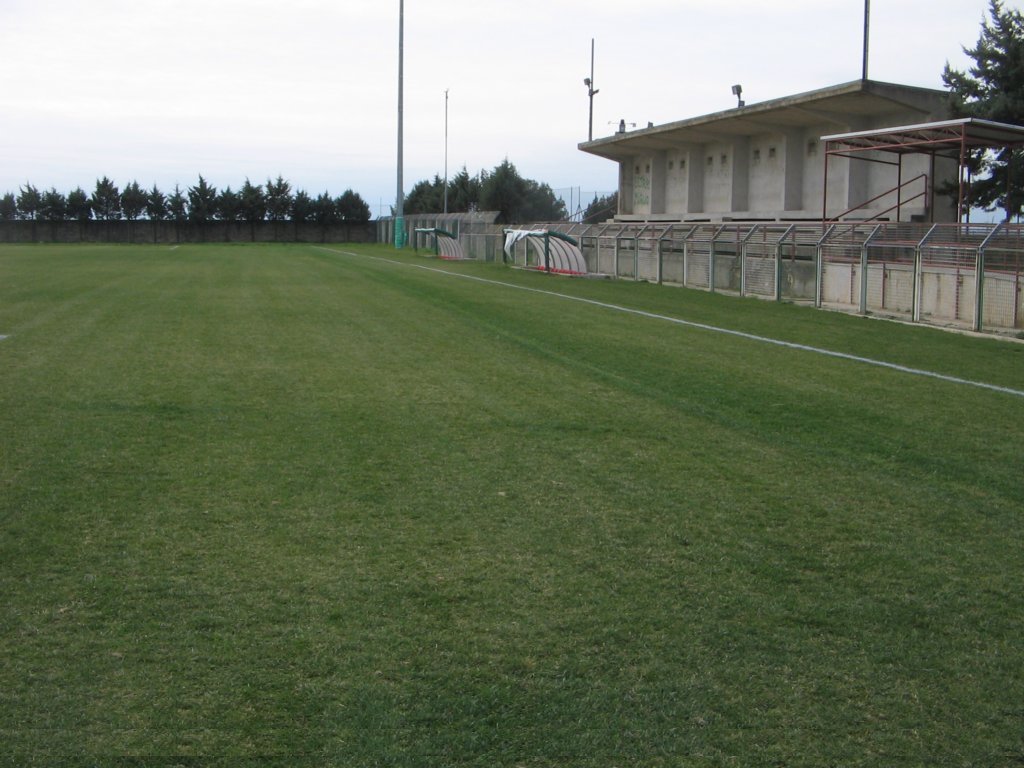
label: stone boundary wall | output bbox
[0,220,376,245]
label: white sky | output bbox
[0,0,996,218]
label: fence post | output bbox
[709,242,717,293]
[815,250,824,308]
[683,239,689,288]
[634,233,639,281]
[912,245,922,323]
[815,230,828,309]
[859,244,869,315]
[740,239,747,297]
[974,247,986,332]
[775,243,783,301]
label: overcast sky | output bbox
[0,0,994,218]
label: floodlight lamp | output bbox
[731,84,742,97]
[584,77,592,87]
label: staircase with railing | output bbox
[829,174,929,223]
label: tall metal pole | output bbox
[444,89,449,215]
[862,0,870,80]
[395,0,405,247]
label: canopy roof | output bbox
[821,117,1024,222]
[822,117,1024,158]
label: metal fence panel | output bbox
[780,257,817,301]
[380,218,1023,335]
[686,249,711,288]
[744,255,775,297]
[661,246,686,285]
[819,244,861,309]
[918,247,977,326]
[637,243,659,282]
[616,242,636,279]
[983,270,1021,329]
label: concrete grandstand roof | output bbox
[578,79,950,161]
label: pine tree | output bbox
[145,186,167,244]
[17,184,41,221]
[240,179,266,241]
[265,176,293,221]
[91,177,121,221]
[405,175,445,214]
[40,188,67,222]
[188,176,218,225]
[583,192,618,224]
[217,186,241,223]
[145,186,166,221]
[67,188,91,239]
[336,190,371,223]
[943,0,1024,219]
[313,192,337,225]
[121,181,147,242]
[0,192,16,221]
[120,181,147,222]
[168,185,188,243]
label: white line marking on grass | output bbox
[316,247,1024,399]
[0,335,7,342]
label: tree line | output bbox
[581,192,618,224]
[404,159,571,224]
[0,176,372,235]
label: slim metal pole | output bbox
[444,89,449,215]
[862,0,870,80]
[859,243,869,314]
[395,0,405,248]
[588,39,595,141]
[959,130,969,223]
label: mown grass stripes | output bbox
[1,243,1022,766]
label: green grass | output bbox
[1,242,1022,766]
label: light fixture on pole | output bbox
[731,84,744,108]
[584,38,599,141]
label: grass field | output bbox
[1,242,1022,766]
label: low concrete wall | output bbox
[822,262,1022,330]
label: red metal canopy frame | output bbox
[821,117,1024,223]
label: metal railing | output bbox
[383,217,1024,335]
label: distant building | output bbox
[579,79,958,223]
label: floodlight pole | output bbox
[395,0,406,248]
[444,88,449,215]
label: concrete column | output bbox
[619,160,634,215]
[847,153,869,215]
[784,131,805,212]
[731,137,750,213]
[651,151,667,215]
[844,119,870,215]
[686,146,705,214]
